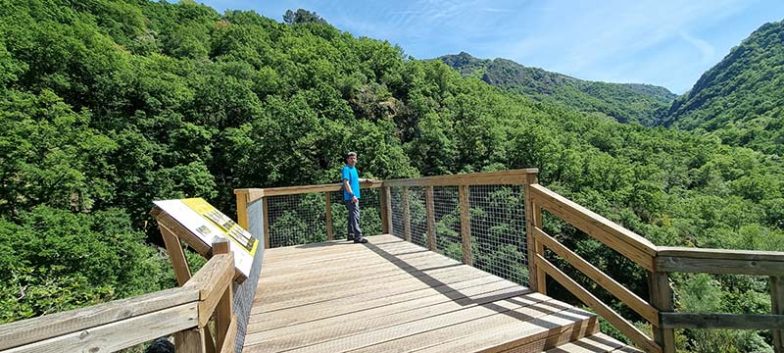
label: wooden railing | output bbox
[0,239,237,353]
[232,169,784,353]
[526,183,784,353]
[235,179,383,249]
[527,184,663,353]
[655,247,784,349]
[234,169,538,260]
[381,169,538,266]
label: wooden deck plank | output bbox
[407,304,597,353]
[248,274,504,329]
[347,298,569,353]
[254,261,474,311]
[261,235,404,257]
[244,282,530,349]
[249,299,541,353]
[258,248,458,286]
[259,242,431,273]
[261,238,422,261]
[244,235,598,353]
[253,265,482,314]
[256,253,459,302]
[253,260,489,314]
[544,333,625,353]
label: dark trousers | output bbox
[345,200,362,240]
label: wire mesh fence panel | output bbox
[469,185,528,286]
[359,188,382,236]
[432,186,462,262]
[267,193,327,248]
[329,191,348,241]
[329,188,383,241]
[408,187,428,248]
[390,187,405,239]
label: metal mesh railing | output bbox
[408,187,428,247]
[266,193,327,248]
[258,175,530,286]
[390,187,405,239]
[387,184,529,286]
[469,185,528,285]
[265,187,383,248]
[432,186,462,262]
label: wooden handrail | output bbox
[528,183,657,271]
[185,253,234,328]
[656,246,784,275]
[0,287,199,351]
[382,169,538,187]
[660,313,784,330]
[0,249,237,353]
[237,179,383,203]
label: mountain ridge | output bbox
[661,19,784,155]
[440,51,677,126]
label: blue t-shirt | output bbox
[341,165,360,201]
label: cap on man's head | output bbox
[346,151,357,159]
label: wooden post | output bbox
[772,276,784,353]
[426,186,437,251]
[235,191,249,230]
[650,271,676,353]
[212,238,230,256]
[262,197,270,249]
[212,239,232,351]
[325,192,334,241]
[157,213,217,353]
[532,198,546,293]
[161,227,192,286]
[523,173,542,292]
[177,328,207,353]
[381,186,393,234]
[402,187,412,242]
[458,185,473,266]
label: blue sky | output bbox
[200,0,784,93]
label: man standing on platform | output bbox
[342,152,367,243]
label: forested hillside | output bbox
[441,52,676,126]
[662,19,784,155]
[0,1,782,351]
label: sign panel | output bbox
[154,198,259,277]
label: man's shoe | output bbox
[354,238,368,244]
[347,236,355,241]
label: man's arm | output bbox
[343,179,358,203]
[343,179,353,196]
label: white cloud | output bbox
[679,31,717,64]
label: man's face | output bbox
[347,155,357,166]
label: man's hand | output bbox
[352,196,358,204]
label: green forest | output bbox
[0,1,782,352]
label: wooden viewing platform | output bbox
[242,234,638,353]
[3,170,783,353]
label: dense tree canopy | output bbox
[0,1,781,351]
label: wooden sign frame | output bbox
[151,206,248,283]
